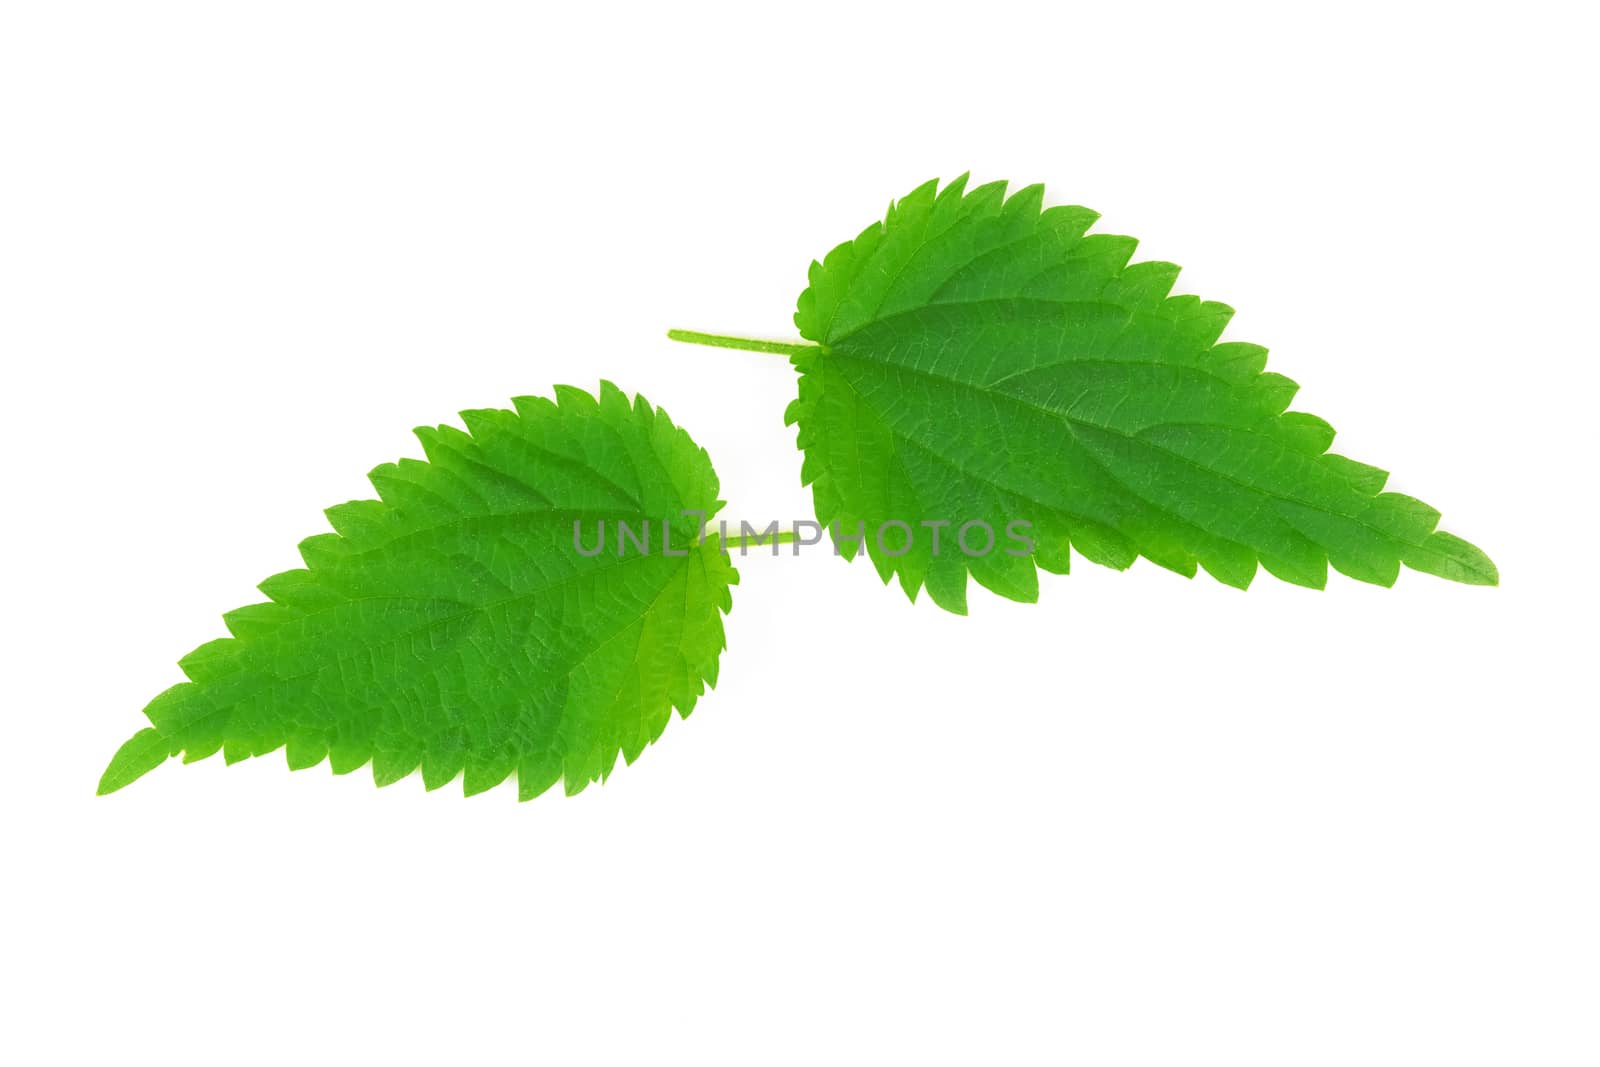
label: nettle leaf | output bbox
[100,382,738,800]
[679,175,1496,613]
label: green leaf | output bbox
[99,382,738,800]
[757,175,1496,612]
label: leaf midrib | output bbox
[174,544,723,750]
[823,350,1425,556]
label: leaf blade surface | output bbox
[787,176,1496,611]
[100,382,737,800]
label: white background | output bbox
[3,2,1595,1063]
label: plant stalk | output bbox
[666,329,819,359]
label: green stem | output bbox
[667,329,819,359]
[713,530,800,551]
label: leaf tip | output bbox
[98,728,172,796]
[1402,531,1499,587]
